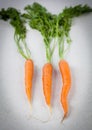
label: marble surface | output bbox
[0,0,92,130]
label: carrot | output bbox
[25,59,34,103]
[42,63,53,110]
[0,8,34,106]
[59,60,71,120]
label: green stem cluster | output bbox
[0,4,92,61]
[0,7,31,59]
[23,3,92,61]
[57,4,92,59]
[23,3,57,62]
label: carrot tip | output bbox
[48,105,52,115]
[28,101,32,112]
[61,114,67,123]
[28,105,52,123]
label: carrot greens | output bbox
[0,7,31,59]
[23,2,57,62]
[23,3,92,61]
[57,4,92,59]
[0,4,92,61]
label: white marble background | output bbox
[0,0,92,130]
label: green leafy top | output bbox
[57,4,92,59]
[0,7,31,59]
[0,4,92,61]
[23,2,57,62]
[23,3,92,61]
[58,4,92,37]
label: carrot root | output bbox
[59,60,71,120]
[61,113,67,123]
[25,59,34,103]
[42,63,53,107]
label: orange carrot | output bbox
[59,60,71,119]
[42,63,53,108]
[25,59,34,103]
